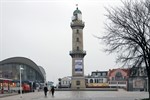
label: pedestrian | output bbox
[51,86,55,96]
[44,83,48,97]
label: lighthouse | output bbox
[70,7,86,89]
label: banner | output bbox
[75,60,83,73]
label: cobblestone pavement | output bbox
[0,91,149,100]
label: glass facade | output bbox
[0,63,43,83]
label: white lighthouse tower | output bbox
[70,7,86,89]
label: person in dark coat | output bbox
[44,83,48,97]
[51,86,55,96]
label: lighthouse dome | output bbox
[73,7,82,15]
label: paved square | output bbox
[0,91,149,100]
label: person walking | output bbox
[44,83,48,97]
[51,86,55,96]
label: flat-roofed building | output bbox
[85,71,109,88]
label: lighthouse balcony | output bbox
[70,21,85,28]
[69,50,86,57]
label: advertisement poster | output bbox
[133,79,144,88]
[75,60,83,73]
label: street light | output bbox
[20,65,24,98]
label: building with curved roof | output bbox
[0,57,46,83]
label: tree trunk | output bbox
[148,76,150,99]
[147,62,150,99]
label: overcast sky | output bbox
[0,0,122,84]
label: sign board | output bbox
[133,79,144,88]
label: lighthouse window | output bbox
[76,38,79,42]
[76,29,79,33]
[77,47,79,50]
[76,80,80,85]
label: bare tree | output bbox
[100,0,150,99]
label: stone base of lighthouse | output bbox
[71,77,86,89]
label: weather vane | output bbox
[76,4,78,8]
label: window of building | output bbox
[115,72,123,80]
[112,77,114,80]
[97,79,99,83]
[97,73,101,76]
[102,72,106,76]
[92,73,96,76]
[76,29,79,33]
[90,79,93,83]
[76,80,80,85]
[0,73,2,78]
[77,46,79,50]
[95,79,98,83]
[124,76,126,79]
[99,79,103,83]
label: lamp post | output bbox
[20,65,24,98]
[148,3,150,93]
[147,77,149,92]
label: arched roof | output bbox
[0,57,45,80]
